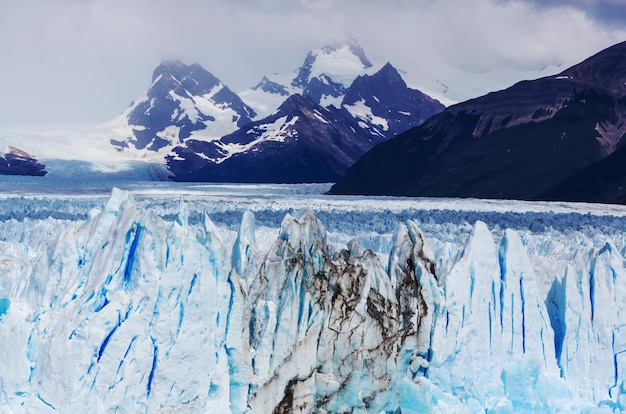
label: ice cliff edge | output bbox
[0,189,625,412]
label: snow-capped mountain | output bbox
[104,43,445,183]
[1,186,626,412]
[331,40,626,203]
[167,94,377,182]
[238,41,443,138]
[240,41,377,118]
[111,59,256,153]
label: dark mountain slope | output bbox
[541,135,626,203]
[0,147,46,176]
[331,40,626,202]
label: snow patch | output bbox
[169,91,200,123]
[216,116,299,163]
[319,94,343,109]
[345,99,389,131]
[313,110,329,124]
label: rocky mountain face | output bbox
[540,140,626,203]
[331,40,626,203]
[342,62,444,138]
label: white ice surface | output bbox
[0,182,625,412]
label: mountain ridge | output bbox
[166,60,444,183]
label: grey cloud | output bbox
[501,0,626,26]
[0,0,624,127]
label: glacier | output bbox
[1,183,626,412]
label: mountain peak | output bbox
[341,62,444,139]
[115,59,256,152]
[560,40,626,96]
[376,62,403,81]
[151,59,220,88]
[153,59,187,81]
[252,76,290,96]
[159,58,187,70]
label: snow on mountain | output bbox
[393,53,564,109]
[1,185,626,411]
[111,59,256,154]
[297,41,374,88]
[239,41,445,133]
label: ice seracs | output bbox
[546,239,626,406]
[1,189,626,412]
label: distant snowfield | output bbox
[1,181,626,412]
[0,122,133,162]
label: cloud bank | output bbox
[0,0,624,127]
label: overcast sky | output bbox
[0,0,625,128]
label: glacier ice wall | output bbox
[0,189,626,412]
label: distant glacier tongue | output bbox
[1,187,626,412]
